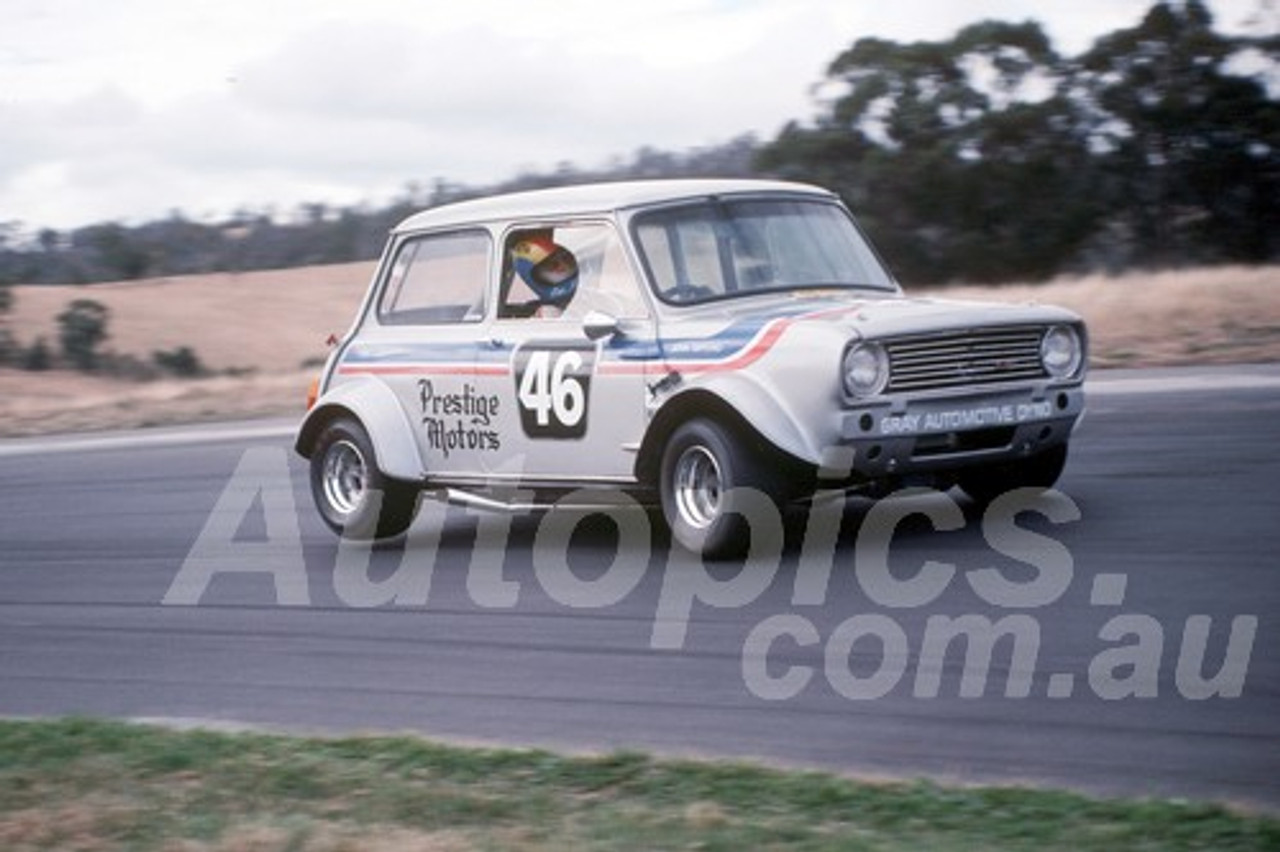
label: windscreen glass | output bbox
[633,199,896,305]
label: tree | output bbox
[38,229,60,253]
[23,337,51,371]
[1077,0,1279,265]
[0,288,13,365]
[758,20,1098,283]
[0,267,12,364]
[758,1,1278,280]
[57,299,110,371]
[81,224,150,280]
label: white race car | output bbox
[297,179,1086,557]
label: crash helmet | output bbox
[511,232,578,309]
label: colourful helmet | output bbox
[511,234,578,308]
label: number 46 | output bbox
[518,349,586,428]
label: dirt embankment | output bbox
[1,263,1276,437]
[933,266,1280,369]
[2,262,374,437]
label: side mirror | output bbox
[582,310,620,341]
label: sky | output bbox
[1,0,1273,232]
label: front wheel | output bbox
[309,417,418,540]
[956,443,1068,505]
[659,419,783,559]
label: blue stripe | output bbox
[343,342,514,365]
[342,302,831,368]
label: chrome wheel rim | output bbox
[322,439,367,516]
[674,445,723,530]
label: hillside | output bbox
[1,263,1277,437]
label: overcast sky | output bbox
[1,0,1272,231]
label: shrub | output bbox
[0,328,15,365]
[152,345,206,378]
[97,351,159,381]
[57,298,110,371]
[23,337,51,371]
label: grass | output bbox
[0,718,1276,851]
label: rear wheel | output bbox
[310,417,418,540]
[659,419,783,559]
[957,443,1068,505]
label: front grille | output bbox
[885,326,1047,393]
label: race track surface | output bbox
[1,365,1277,808]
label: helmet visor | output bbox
[530,245,577,288]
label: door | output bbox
[348,228,498,476]
[477,221,656,485]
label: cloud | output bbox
[0,0,1265,228]
[227,6,833,156]
[3,1,849,227]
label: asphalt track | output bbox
[1,365,1278,808]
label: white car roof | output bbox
[393,178,836,233]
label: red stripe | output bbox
[596,319,787,376]
[605,304,860,376]
[680,319,790,373]
[339,304,859,379]
[338,364,510,377]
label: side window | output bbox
[499,223,649,320]
[378,230,491,325]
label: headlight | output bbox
[843,342,889,397]
[1041,325,1083,379]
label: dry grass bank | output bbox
[929,265,1280,368]
[6,261,377,375]
[2,262,375,436]
[1,262,1276,437]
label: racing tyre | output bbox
[659,418,782,560]
[957,443,1068,506]
[310,417,418,540]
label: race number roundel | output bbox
[514,344,595,439]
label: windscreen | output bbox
[633,198,897,305]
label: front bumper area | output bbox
[837,384,1084,478]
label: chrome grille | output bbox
[885,326,1047,393]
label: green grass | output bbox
[0,717,1275,851]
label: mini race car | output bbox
[297,179,1086,557]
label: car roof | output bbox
[393,178,837,233]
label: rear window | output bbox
[378,230,491,324]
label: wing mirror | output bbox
[582,310,620,341]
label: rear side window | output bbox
[378,230,491,324]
